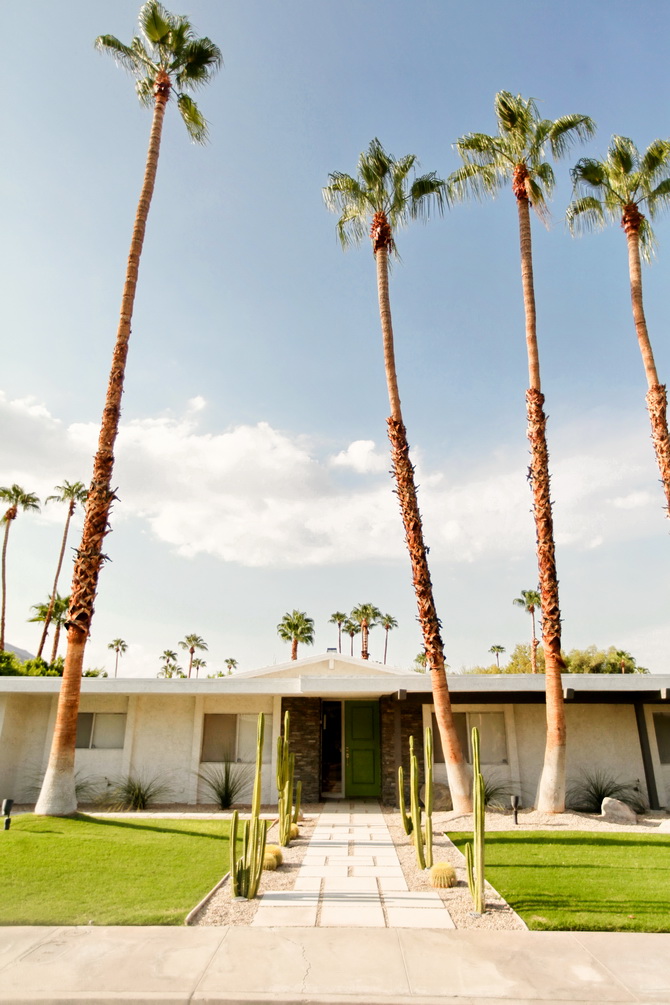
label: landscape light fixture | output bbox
[2,799,13,831]
[510,794,520,825]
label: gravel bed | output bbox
[191,807,319,926]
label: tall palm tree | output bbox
[107,638,128,678]
[449,92,595,813]
[343,618,360,657]
[328,611,348,653]
[191,656,206,678]
[324,139,471,811]
[35,2,221,817]
[380,613,398,664]
[567,137,670,518]
[37,482,88,659]
[29,594,69,664]
[489,644,505,669]
[350,603,382,660]
[513,589,542,673]
[277,610,315,661]
[179,634,208,678]
[224,657,238,674]
[0,485,40,652]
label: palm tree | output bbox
[191,656,206,678]
[343,618,360,657]
[513,590,542,673]
[179,634,208,678]
[324,139,471,811]
[350,603,382,660]
[35,2,221,817]
[29,594,69,664]
[380,613,398,665]
[0,485,40,652]
[568,137,670,518]
[224,657,238,674]
[328,611,348,653]
[107,638,127,678]
[614,648,633,674]
[277,610,315,661]
[158,649,183,678]
[489,644,505,669]
[36,482,88,660]
[449,92,595,813]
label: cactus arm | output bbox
[293,780,302,824]
[424,725,434,868]
[398,765,413,835]
[465,840,475,900]
[409,735,426,870]
[230,809,239,897]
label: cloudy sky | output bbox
[1,1,668,677]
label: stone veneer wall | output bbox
[281,697,322,803]
[380,695,425,806]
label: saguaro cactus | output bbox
[229,712,268,899]
[276,710,301,845]
[465,726,486,913]
[397,728,434,869]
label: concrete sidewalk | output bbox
[0,925,669,1003]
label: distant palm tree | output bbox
[0,485,40,652]
[191,657,206,678]
[35,2,221,817]
[329,611,348,653]
[489,644,505,669]
[158,649,183,678]
[324,139,471,811]
[380,613,398,664]
[450,92,594,813]
[513,590,542,673]
[179,634,208,678]
[568,136,670,519]
[343,619,360,657]
[414,651,428,672]
[350,603,382,660]
[277,610,315,661]
[224,657,238,674]
[107,638,128,678]
[37,481,88,659]
[29,594,69,664]
[614,648,633,674]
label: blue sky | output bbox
[1,0,668,676]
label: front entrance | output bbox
[344,700,381,797]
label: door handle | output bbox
[345,747,350,760]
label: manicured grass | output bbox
[1,815,235,925]
[449,830,670,933]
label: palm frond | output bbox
[547,113,596,159]
[408,173,448,220]
[570,157,608,193]
[455,132,507,169]
[177,93,208,143]
[609,135,637,178]
[322,172,367,214]
[139,0,174,45]
[174,37,223,89]
[639,138,670,180]
[526,176,550,224]
[533,160,555,197]
[336,205,368,249]
[135,75,155,108]
[566,195,606,235]
[645,177,670,219]
[638,217,658,263]
[447,161,501,202]
[95,34,147,74]
[495,91,538,138]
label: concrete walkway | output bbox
[253,799,454,929]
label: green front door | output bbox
[344,700,381,797]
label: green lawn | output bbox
[1,814,235,925]
[449,830,670,933]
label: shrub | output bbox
[566,769,647,814]
[198,761,253,809]
[102,774,170,811]
[482,772,514,810]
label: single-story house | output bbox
[1,654,669,809]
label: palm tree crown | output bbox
[277,610,315,661]
[179,633,208,678]
[29,593,69,664]
[328,611,348,654]
[107,638,128,677]
[95,0,222,143]
[380,613,398,664]
[513,589,542,674]
[350,603,382,661]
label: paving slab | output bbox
[251,905,318,926]
[319,904,386,927]
[386,907,456,928]
[574,932,670,1002]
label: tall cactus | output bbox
[229,712,268,899]
[465,726,486,913]
[276,710,300,845]
[397,728,434,869]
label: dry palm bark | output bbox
[374,223,471,813]
[516,166,566,812]
[623,204,670,518]
[35,74,170,816]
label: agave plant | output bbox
[102,773,170,811]
[566,769,647,814]
[198,761,253,809]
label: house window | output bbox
[653,714,670,764]
[431,711,508,765]
[201,713,272,763]
[75,712,126,750]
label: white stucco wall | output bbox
[0,694,52,801]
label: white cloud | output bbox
[0,392,664,570]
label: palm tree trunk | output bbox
[624,223,670,518]
[291,638,298,661]
[0,514,13,652]
[50,621,61,665]
[338,625,342,653]
[530,608,538,674]
[35,79,170,817]
[517,192,566,813]
[37,503,74,659]
[383,629,388,665]
[361,619,369,660]
[375,241,471,813]
[114,650,119,678]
